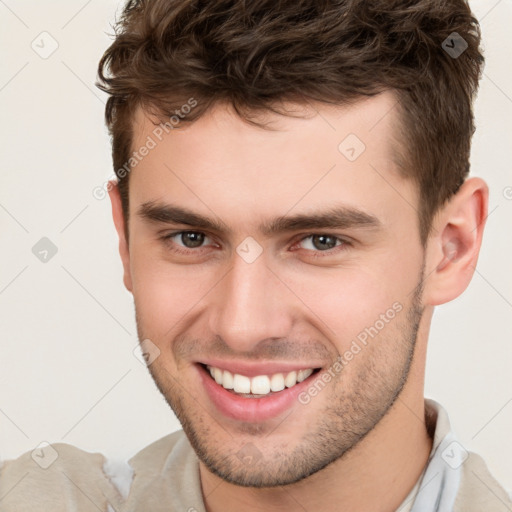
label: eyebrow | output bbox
[137,201,381,236]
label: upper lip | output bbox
[198,359,323,377]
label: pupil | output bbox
[182,232,204,248]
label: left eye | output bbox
[298,234,343,251]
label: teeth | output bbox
[270,373,285,392]
[206,365,316,396]
[251,375,270,395]
[213,367,223,385]
[297,369,313,382]
[284,371,297,388]
[222,370,234,389]
[233,374,251,394]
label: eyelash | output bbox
[159,231,351,258]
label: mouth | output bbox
[196,362,323,422]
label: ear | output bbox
[108,180,133,293]
[423,177,489,306]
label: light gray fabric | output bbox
[0,443,125,511]
[121,430,206,512]
[397,399,512,512]
[1,400,510,511]
[409,430,462,512]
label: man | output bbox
[1,0,510,511]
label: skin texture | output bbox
[109,91,488,512]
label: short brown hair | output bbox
[97,0,484,243]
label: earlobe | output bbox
[423,177,488,306]
[108,181,133,293]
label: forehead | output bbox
[131,92,402,159]
[127,92,415,234]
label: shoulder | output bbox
[455,450,512,512]
[123,430,204,511]
[0,432,201,512]
[0,443,127,512]
[423,399,511,511]
[127,429,188,473]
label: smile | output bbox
[197,361,323,421]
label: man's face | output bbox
[121,92,427,486]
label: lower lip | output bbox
[197,364,319,422]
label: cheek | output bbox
[282,251,422,351]
[129,247,203,335]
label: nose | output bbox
[208,247,293,354]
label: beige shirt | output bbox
[0,399,510,511]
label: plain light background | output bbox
[1,0,511,491]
